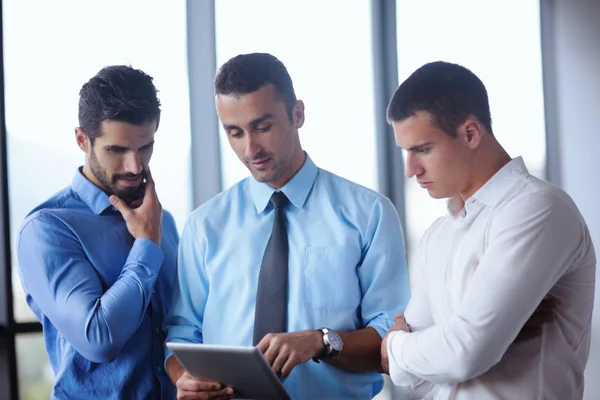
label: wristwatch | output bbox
[313,328,343,363]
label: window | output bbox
[16,334,53,400]
[215,0,378,191]
[396,0,546,254]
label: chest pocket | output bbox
[302,246,361,312]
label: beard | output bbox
[89,150,146,206]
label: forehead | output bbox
[215,84,286,124]
[96,120,156,145]
[392,111,447,149]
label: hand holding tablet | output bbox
[167,342,291,400]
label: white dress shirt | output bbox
[388,157,596,400]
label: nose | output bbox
[244,134,261,159]
[404,152,424,179]
[124,151,143,175]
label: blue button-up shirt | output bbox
[17,169,179,399]
[165,155,409,399]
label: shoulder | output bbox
[18,208,77,257]
[21,185,77,233]
[185,177,250,230]
[25,185,76,218]
[496,176,584,224]
[316,168,393,210]
[161,208,177,229]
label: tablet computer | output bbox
[167,342,290,400]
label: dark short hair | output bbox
[387,61,492,137]
[78,65,161,142]
[214,53,297,119]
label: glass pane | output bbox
[3,0,192,321]
[396,0,546,254]
[215,0,378,191]
[16,333,53,400]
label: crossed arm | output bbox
[382,194,579,387]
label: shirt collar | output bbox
[249,153,318,214]
[446,157,529,217]
[71,167,114,215]
[472,156,529,206]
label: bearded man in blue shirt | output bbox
[17,65,179,399]
[164,53,410,400]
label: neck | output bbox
[269,148,306,189]
[82,162,108,193]
[459,140,511,202]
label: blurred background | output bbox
[0,0,598,399]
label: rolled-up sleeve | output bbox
[387,193,583,385]
[163,217,209,362]
[359,197,410,337]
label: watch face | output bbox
[326,330,344,351]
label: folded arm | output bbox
[334,197,410,372]
[387,194,583,384]
[18,213,163,363]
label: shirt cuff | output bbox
[387,330,418,387]
[126,237,163,273]
[164,349,175,370]
[366,313,396,338]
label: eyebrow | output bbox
[249,113,274,128]
[222,113,274,131]
[104,140,155,152]
[138,140,155,151]
[407,142,434,152]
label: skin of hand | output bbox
[109,167,163,246]
[256,330,326,378]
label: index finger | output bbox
[142,167,158,201]
[256,334,272,354]
[539,297,560,310]
[177,374,222,391]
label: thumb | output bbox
[109,195,131,216]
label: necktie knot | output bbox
[270,191,289,209]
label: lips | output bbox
[250,158,271,169]
[418,181,433,188]
[117,175,142,187]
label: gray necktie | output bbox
[253,191,289,345]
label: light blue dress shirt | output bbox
[17,169,178,399]
[165,155,409,399]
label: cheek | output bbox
[270,129,293,154]
[141,150,153,166]
[228,139,246,159]
[100,154,124,175]
[435,156,463,183]
[422,155,447,178]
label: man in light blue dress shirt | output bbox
[17,66,178,399]
[165,53,409,399]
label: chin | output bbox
[250,170,274,183]
[427,189,448,199]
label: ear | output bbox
[292,100,305,129]
[75,128,91,153]
[460,119,483,149]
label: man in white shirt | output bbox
[381,61,596,399]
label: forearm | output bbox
[166,355,185,386]
[86,262,159,339]
[326,327,383,372]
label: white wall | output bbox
[543,1,600,398]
